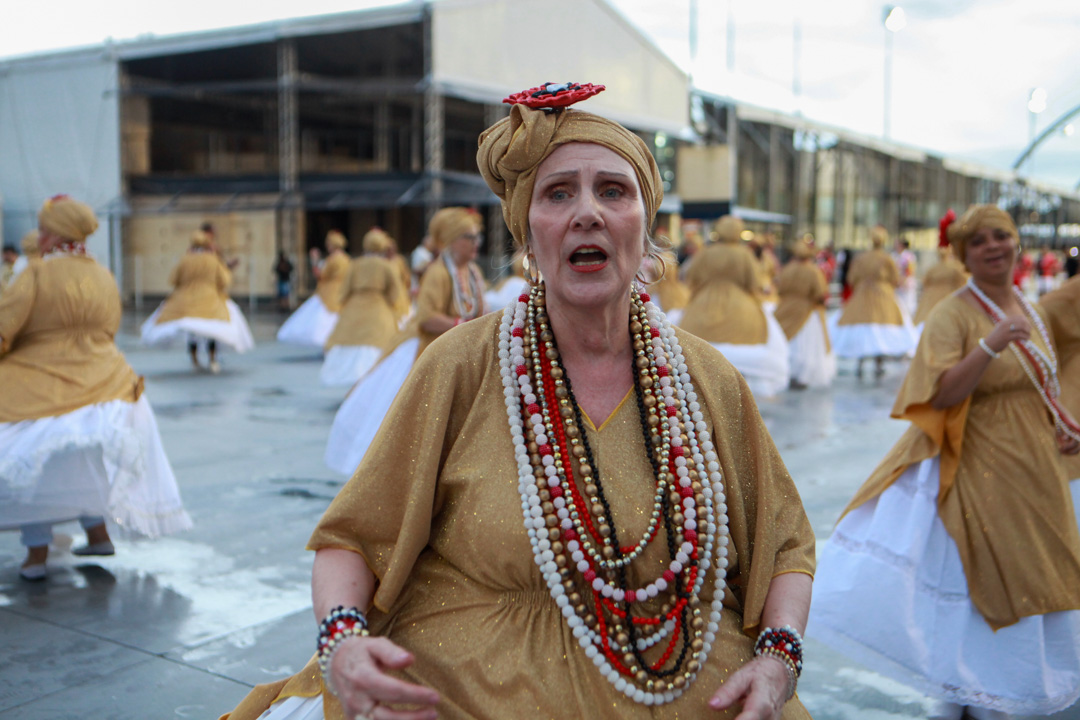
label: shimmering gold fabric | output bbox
[679,243,767,345]
[315,251,351,313]
[0,261,13,293]
[391,254,413,318]
[837,249,904,326]
[1041,276,1080,479]
[844,295,1080,629]
[650,252,690,312]
[774,260,830,352]
[477,104,663,246]
[913,255,968,325]
[154,251,232,323]
[324,256,404,350]
[0,255,141,422]
[758,250,780,305]
[38,196,98,242]
[222,312,814,720]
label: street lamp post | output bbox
[1028,87,1047,176]
[883,5,906,140]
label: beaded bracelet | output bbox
[317,606,370,696]
[754,625,803,699]
[978,338,1001,359]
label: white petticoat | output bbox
[140,299,256,353]
[319,346,384,387]
[277,295,339,348]
[788,311,836,388]
[0,397,192,538]
[828,305,918,359]
[808,456,1080,714]
[484,276,530,312]
[324,337,420,475]
[708,310,790,398]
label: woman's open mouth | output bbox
[568,247,608,272]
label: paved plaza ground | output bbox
[1,309,1076,720]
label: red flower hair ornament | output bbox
[503,82,605,110]
[939,208,956,248]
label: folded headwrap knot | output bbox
[38,195,98,243]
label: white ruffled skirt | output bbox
[808,456,1080,714]
[0,397,192,538]
[140,299,256,353]
[277,295,338,348]
[324,337,419,475]
[709,310,790,398]
[254,694,323,720]
[788,311,836,388]
[319,345,385,388]
[828,306,918,359]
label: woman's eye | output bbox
[549,188,569,201]
[601,186,624,198]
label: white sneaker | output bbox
[19,564,46,581]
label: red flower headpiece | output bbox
[503,82,605,110]
[938,208,956,248]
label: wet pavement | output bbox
[1,309,1076,720]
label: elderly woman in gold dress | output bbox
[679,216,790,397]
[0,196,191,581]
[319,229,407,387]
[810,206,1080,719]
[830,225,918,378]
[322,208,486,475]
[278,230,351,349]
[774,240,836,389]
[223,83,814,720]
[140,229,255,373]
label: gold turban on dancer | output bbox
[38,195,98,243]
[190,230,213,249]
[428,207,481,252]
[326,230,348,252]
[947,205,1017,263]
[361,227,392,254]
[712,215,745,245]
[477,84,663,248]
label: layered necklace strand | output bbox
[498,284,731,706]
[966,279,1080,441]
[43,240,87,258]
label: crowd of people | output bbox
[2,83,1080,720]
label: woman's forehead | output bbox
[537,143,635,178]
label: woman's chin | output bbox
[548,275,631,311]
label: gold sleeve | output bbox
[0,265,37,354]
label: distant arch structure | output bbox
[1011,103,1080,190]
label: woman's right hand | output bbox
[329,635,440,720]
[984,314,1030,353]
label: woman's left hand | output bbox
[708,655,794,718]
[1057,429,1080,456]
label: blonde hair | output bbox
[429,208,481,252]
[948,205,1017,263]
[326,230,348,251]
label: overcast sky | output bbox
[4,0,1078,190]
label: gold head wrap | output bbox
[429,208,481,252]
[190,230,213,249]
[477,103,663,248]
[362,228,393,254]
[326,230,348,251]
[948,205,1017,263]
[38,195,98,243]
[21,230,40,258]
[713,215,745,245]
[870,225,889,249]
[788,240,814,260]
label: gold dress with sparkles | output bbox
[679,243,766,345]
[774,261,829,349]
[315,252,351,314]
[913,257,968,326]
[323,256,404,351]
[154,251,232,323]
[225,312,815,720]
[837,250,903,327]
[1041,275,1080,479]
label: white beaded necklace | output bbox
[498,284,731,706]
[966,279,1080,442]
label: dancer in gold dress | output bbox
[277,230,350,348]
[774,240,836,389]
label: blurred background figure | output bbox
[12,230,41,282]
[913,211,969,334]
[0,244,17,293]
[894,236,917,314]
[646,249,690,323]
[775,238,836,389]
[276,231,347,348]
[140,229,255,373]
[0,195,191,582]
[319,227,406,388]
[324,207,485,476]
[830,225,918,379]
[483,253,529,311]
[1037,246,1061,296]
[679,215,790,398]
[274,250,294,312]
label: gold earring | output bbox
[523,248,541,286]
